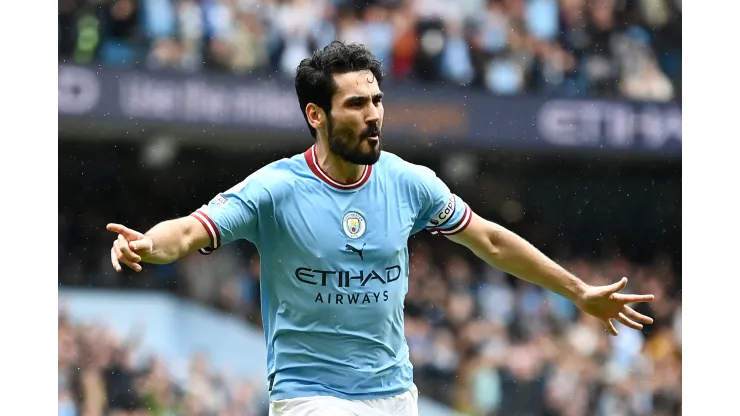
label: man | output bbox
[107,41,654,416]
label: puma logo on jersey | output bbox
[345,243,366,260]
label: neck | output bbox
[314,140,366,184]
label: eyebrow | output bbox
[344,92,384,105]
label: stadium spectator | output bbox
[60,246,681,414]
[57,0,681,100]
[57,309,268,416]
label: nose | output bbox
[365,102,380,124]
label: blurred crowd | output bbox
[166,241,683,416]
[59,238,681,416]
[405,242,681,416]
[58,309,268,416]
[58,0,681,100]
[59,142,681,415]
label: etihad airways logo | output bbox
[294,265,401,287]
[294,265,403,305]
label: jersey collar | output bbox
[303,145,373,191]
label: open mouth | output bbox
[366,129,380,141]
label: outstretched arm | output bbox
[108,216,211,272]
[107,175,264,273]
[446,212,655,335]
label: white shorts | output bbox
[269,384,419,416]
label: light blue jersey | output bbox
[190,145,472,401]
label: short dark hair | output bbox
[294,41,384,138]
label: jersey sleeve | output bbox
[189,177,264,254]
[412,169,472,236]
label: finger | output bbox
[623,305,654,325]
[114,239,142,272]
[107,223,130,234]
[122,261,143,272]
[129,238,151,253]
[611,293,655,304]
[113,239,124,260]
[117,254,142,273]
[605,319,619,336]
[110,247,122,272]
[107,223,145,241]
[118,234,142,262]
[605,277,628,294]
[617,312,643,330]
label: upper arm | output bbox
[189,176,266,254]
[443,212,500,257]
[411,167,472,237]
[406,164,500,255]
[179,215,213,254]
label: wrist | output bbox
[568,279,590,305]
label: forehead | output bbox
[331,70,381,100]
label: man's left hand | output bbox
[576,277,655,336]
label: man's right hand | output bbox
[107,223,154,272]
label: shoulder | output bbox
[378,151,444,195]
[378,151,439,185]
[225,152,307,200]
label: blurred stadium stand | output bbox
[59,1,681,415]
[58,0,681,99]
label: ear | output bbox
[305,103,326,132]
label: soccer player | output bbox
[107,42,655,416]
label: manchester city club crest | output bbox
[342,211,367,239]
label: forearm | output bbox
[450,218,587,303]
[144,217,204,264]
[485,225,587,302]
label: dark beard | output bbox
[327,116,382,165]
